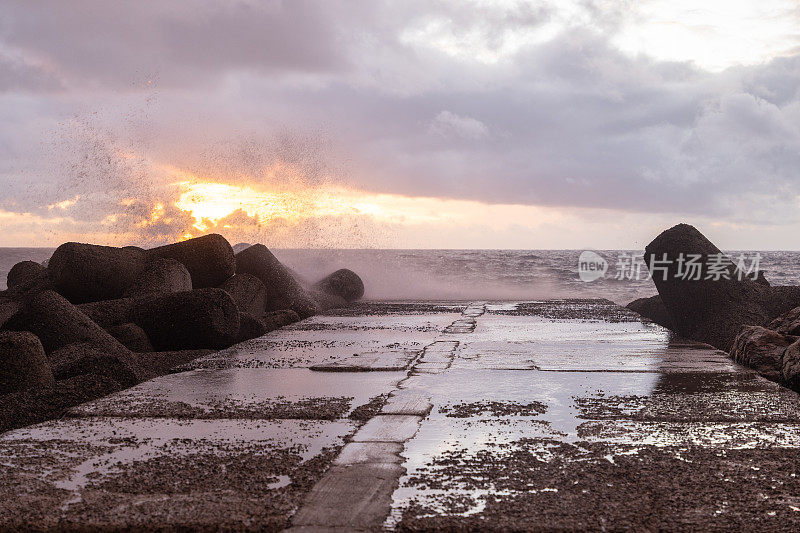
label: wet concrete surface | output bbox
[2,299,799,531]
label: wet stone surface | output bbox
[487,298,642,321]
[395,439,800,531]
[3,299,800,531]
[0,418,355,531]
[70,368,404,419]
[182,313,458,370]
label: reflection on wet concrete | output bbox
[390,300,800,530]
[183,312,460,370]
[3,299,799,530]
[70,368,405,419]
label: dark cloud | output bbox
[0,0,348,88]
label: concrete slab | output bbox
[418,340,458,363]
[352,415,423,443]
[290,463,405,531]
[310,350,418,372]
[183,312,460,370]
[381,390,433,416]
[453,339,737,372]
[69,368,404,420]
[333,442,404,465]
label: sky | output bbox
[0,0,799,249]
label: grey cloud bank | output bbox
[0,0,799,246]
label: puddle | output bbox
[71,368,405,419]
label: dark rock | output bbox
[764,286,800,319]
[48,242,148,303]
[131,288,240,350]
[1,267,54,303]
[626,295,676,331]
[107,323,153,352]
[146,234,235,289]
[5,290,130,354]
[730,325,796,382]
[644,224,769,351]
[79,289,240,350]
[0,331,54,395]
[7,261,46,288]
[313,268,365,303]
[122,258,192,297]
[220,273,268,316]
[782,339,800,390]
[78,297,134,328]
[235,244,318,318]
[236,312,268,343]
[0,374,121,433]
[135,349,214,378]
[767,306,800,336]
[49,342,141,387]
[309,288,347,312]
[262,309,300,330]
[0,297,19,329]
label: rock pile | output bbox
[0,234,364,432]
[627,223,800,390]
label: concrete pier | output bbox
[2,300,800,530]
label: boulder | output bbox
[730,325,797,382]
[262,309,300,331]
[764,285,800,320]
[0,297,19,329]
[107,323,153,352]
[626,295,676,331]
[4,290,130,354]
[312,268,365,303]
[767,306,800,336]
[7,261,47,289]
[79,289,240,350]
[0,331,54,395]
[131,288,240,350]
[122,258,192,297]
[49,342,141,387]
[220,273,268,316]
[236,312,268,343]
[0,373,121,434]
[782,339,800,390]
[78,297,134,328]
[644,224,769,351]
[146,234,235,289]
[309,288,347,312]
[1,267,54,303]
[235,244,318,318]
[48,242,148,303]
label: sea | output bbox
[3,248,800,305]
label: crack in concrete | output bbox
[285,303,485,532]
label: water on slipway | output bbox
[2,300,800,531]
